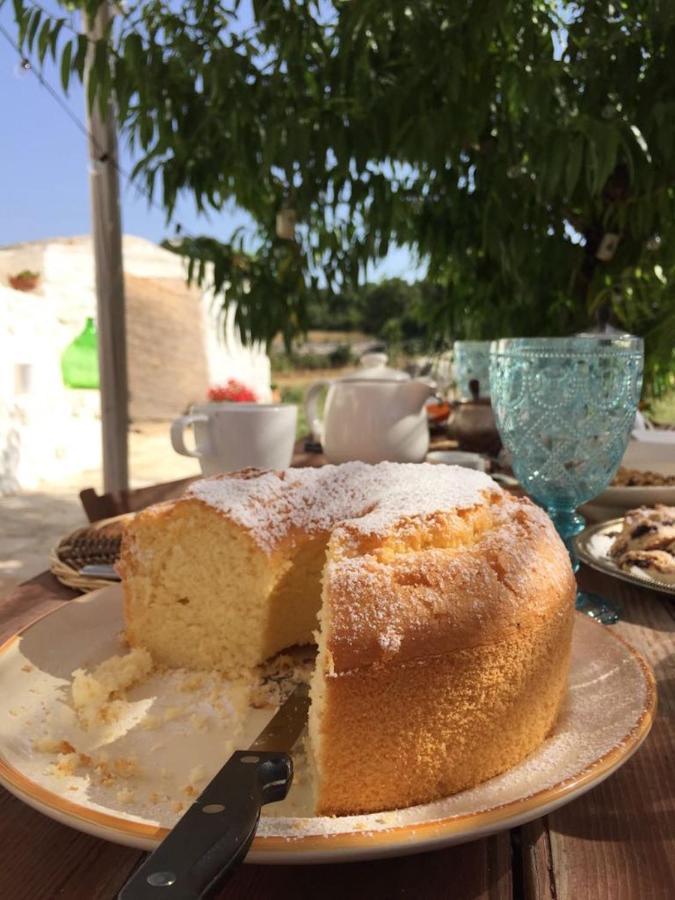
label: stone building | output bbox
[0,235,270,493]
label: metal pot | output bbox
[446,379,502,456]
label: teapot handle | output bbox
[304,380,330,442]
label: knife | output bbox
[118,682,310,900]
[79,563,121,581]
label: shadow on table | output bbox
[549,785,675,844]
[578,565,675,633]
[221,836,511,899]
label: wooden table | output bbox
[1,568,673,898]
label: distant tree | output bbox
[358,280,417,339]
[305,287,364,333]
[6,1,674,394]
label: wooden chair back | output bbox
[79,476,198,523]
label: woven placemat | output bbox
[49,513,134,592]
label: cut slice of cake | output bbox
[121,495,326,673]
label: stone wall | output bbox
[125,274,210,419]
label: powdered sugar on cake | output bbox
[187,462,496,552]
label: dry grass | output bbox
[272,366,357,387]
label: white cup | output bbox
[171,403,297,475]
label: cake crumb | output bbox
[21,663,34,673]
[71,648,153,729]
[113,757,139,778]
[33,738,76,754]
[53,752,80,777]
[250,680,280,709]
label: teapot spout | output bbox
[402,379,435,414]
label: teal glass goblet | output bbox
[453,340,492,399]
[490,336,644,624]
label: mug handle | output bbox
[304,381,330,442]
[170,413,210,458]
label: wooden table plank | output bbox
[0,571,77,644]
[0,788,143,900]
[0,784,512,900]
[216,833,513,900]
[520,567,675,900]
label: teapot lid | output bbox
[340,352,410,382]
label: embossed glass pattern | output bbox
[490,336,644,624]
[453,341,491,399]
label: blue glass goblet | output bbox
[453,340,492,399]
[490,336,644,624]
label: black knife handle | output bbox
[118,752,293,900]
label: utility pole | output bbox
[84,1,129,492]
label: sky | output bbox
[0,5,418,281]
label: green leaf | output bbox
[74,34,88,80]
[584,136,599,195]
[60,40,73,93]
[544,134,568,198]
[16,1,30,47]
[124,34,143,71]
[565,134,584,196]
[49,19,65,62]
[26,9,41,52]
[87,61,98,114]
[37,19,51,64]
[592,124,620,196]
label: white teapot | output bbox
[304,353,435,463]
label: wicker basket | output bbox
[49,513,134,592]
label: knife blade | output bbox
[80,563,121,581]
[118,681,310,900]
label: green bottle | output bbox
[61,317,100,389]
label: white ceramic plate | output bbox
[575,519,675,597]
[0,587,655,864]
[593,444,675,512]
[593,484,675,511]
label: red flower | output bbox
[208,379,258,403]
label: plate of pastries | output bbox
[576,504,675,595]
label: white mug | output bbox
[171,403,297,475]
